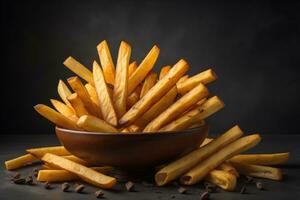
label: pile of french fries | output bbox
[4,40,290,191]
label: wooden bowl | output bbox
[55,125,209,169]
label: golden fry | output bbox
[128,45,160,94]
[128,61,137,77]
[120,59,189,126]
[113,41,131,117]
[77,115,118,133]
[57,80,73,108]
[50,99,76,121]
[93,61,118,126]
[67,93,89,117]
[27,146,70,159]
[180,134,261,185]
[5,154,38,170]
[42,153,116,188]
[63,56,94,85]
[205,170,237,191]
[34,104,79,130]
[140,72,158,98]
[177,75,189,84]
[127,124,141,132]
[97,40,116,85]
[159,66,171,80]
[217,162,239,177]
[85,83,100,107]
[144,83,209,132]
[177,69,217,94]
[127,85,142,109]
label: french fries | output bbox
[34,104,79,130]
[77,115,118,133]
[85,83,100,107]
[57,80,73,108]
[97,40,116,85]
[67,93,89,117]
[144,83,209,132]
[5,154,38,170]
[93,61,118,126]
[230,162,283,181]
[42,153,117,189]
[140,72,158,98]
[128,45,160,94]
[37,166,113,182]
[217,162,239,177]
[120,59,189,126]
[180,134,261,185]
[159,66,171,80]
[50,99,77,121]
[113,41,131,117]
[155,126,243,186]
[229,152,290,166]
[205,170,237,191]
[67,76,100,117]
[63,56,94,85]
[177,69,217,94]
[128,61,137,77]
[27,146,70,159]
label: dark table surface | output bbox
[1,133,299,200]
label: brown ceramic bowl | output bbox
[56,125,209,169]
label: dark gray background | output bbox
[1,0,299,135]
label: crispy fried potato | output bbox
[200,138,214,147]
[67,93,89,117]
[37,166,113,182]
[127,85,142,109]
[177,69,217,94]
[63,56,94,85]
[128,61,137,77]
[135,87,177,128]
[85,83,100,107]
[67,76,101,117]
[97,40,116,85]
[230,162,282,181]
[177,75,189,84]
[113,41,131,117]
[5,154,38,170]
[127,124,141,132]
[77,115,118,133]
[62,155,90,166]
[229,152,290,166]
[205,170,237,191]
[27,146,70,159]
[144,83,209,132]
[155,125,243,186]
[180,134,261,185]
[57,80,73,108]
[140,72,158,98]
[50,99,77,121]
[128,45,160,94]
[159,66,171,80]
[34,104,79,130]
[217,162,239,177]
[42,153,116,188]
[93,61,118,126]
[120,59,189,126]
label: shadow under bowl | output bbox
[56,125,209,169]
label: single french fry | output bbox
[27,146,70,159]
[37,166,113,182]
[135,87,177,128]
[62,155,90,166]
[159,66,171,80]
[77,115,118,133]
[177,75,189,84]
[57,80,73,108]
[127,124,141,132]
[200,138,214,147]
[127,85,142,109]
[97,40,116,85]
[177,69,217,94]
[230,162,282,181]
[50,99,77,121]
[229,152,290,166]
[63,56,94,85]
[128,45,160,94]
[217,162,239,177]
[144,83,209,132]
[42,153,116,188]
[155,125,243,186]
[128,61,137,77]
[5,154,38,170]
[205,170,237,191]
[113,41,131,117]
[34,104,79,130]
[67,93,89,117]
[180,134,261,185]
[85,83,100,107]
[140,72,158,98]
[67,76,101,117]
[93,61,118,126]
[120,59,189,126]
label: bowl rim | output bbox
[56,124,209,137]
